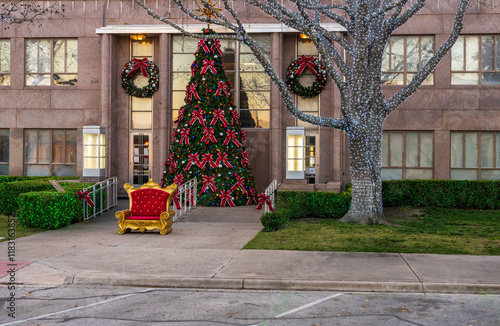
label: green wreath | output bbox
[121,58,159,98]
[286,55,327,98]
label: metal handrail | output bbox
[81,177,118,221]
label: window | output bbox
[382,36,434,86]
[451,131,500,180]
[24,129,77,176]
[0,39,10,86]
[0,129,8,175]
[451,35,500,85]
[296,37,320,131]
[382,131,434,180]
[130,38,153,130]
[25,39,78,86]
[172,34,271,128]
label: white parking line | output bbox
[249,292,344,326]
[0,288,153,326]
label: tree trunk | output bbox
[340,121,388,225]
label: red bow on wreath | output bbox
[78,190,95,208]
[130,58,150,77]
[256,193,274,211]
[296,55,317,75]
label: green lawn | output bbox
[244,208,500,255]
[0,215,45,241]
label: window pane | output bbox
[52,130,65,163]
[222,47,236,70]
[464,132,478,168]
[240,35,270,53]
[451,36,464,71]
[0,165,8,175]
[420,132,433,168]
[243,91,270,110]
[297,97,319,113]
[451,73,479,85]
[66,39,78,73]
[481,72,500,85]
[26,74,51,86]
[481,36,495,71]
[38,130,50,164]
[172,91,185,109]
[406,37,419,72]
[298,41,319,56]
[66,130,77,163]
[26,165,50,176]
[381,73,403,85]
[390,132,403,166]
[53,74,77,86]
[242,110,269,129]
[296,112,319,130]
[172,36,199,53]
[465,36,479,71]
[52,165,76,177]
[38,39,51,73]
[391,37,404,71]
[0,75,10,86]
[172,73,191,91]
[25,130,38,163]
[241,72,270,90]
[240,53,268,71]
[131,112,152,130]
[53,40,65,73]
[382,42,390,72]
[0,130,8,163]
[482,170,500,180]
[382,168,403,180]
[481,132,494,168]
[382,132,389,166]
[406,132,419,167]
[451,169,477,180]
[131,97,152,112]
[421,36,434,67]
[173,54,195,71]
[26,40,38,73]
[0,40,10,73]
[406,169,433,180]
[451,132,463,168]
[132,41,153,57]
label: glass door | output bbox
[305,133,318,184]
[130,133,151,186]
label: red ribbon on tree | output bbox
[201,59,217,74]
[246,187,258,205]
[168,152,177,172]
[186,84,200,101]
[191,62,196,78]
[220,190,236,207]
[180,128,190,145]
[199,153,217,169]
[130,58,149,77]
[201,127,217,143]
[189,109,205,126]
[231,174,247,194]
[197,39,210,53]
[210,109,229,126]
[241,130,246,144]
[171,129,178,139]
[256,193,274,211]
[241,151,251,167]
[201,175,217,193]
[223,130,243,146]
[216,152,233,168]
[215,81,230,96]
[185,153,201,171]
[231,110,240,125]
[296,55,318,75]
[173,173,184,185]
[175,107,186,124]
[78,190,95,207]
[172,191,182,210]
[211,39,224,55]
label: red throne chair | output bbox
[115,179,177,235]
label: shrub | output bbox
[0,176,79,184]
[260,212,289,231]
[277,189,351,220]
[0,180,54,215]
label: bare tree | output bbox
[135,0,471,225]
[0,0,61,24]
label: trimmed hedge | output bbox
[0,176,79,184]
[0,180,54,215]
[382,180,500,209]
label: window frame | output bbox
[382,130,435,180]
[0,39,10,87]
[25,38,78,87]
[0,129,9,175]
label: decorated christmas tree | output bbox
[162,29,257,207]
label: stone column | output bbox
[269,32,284,184]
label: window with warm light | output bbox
[286,127,305,179]
[83,126,105,177]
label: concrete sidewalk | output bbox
[1,199,499,294]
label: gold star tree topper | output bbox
[193,0,222,28]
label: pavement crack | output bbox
[399,253,425,294]
[211,250,242,278]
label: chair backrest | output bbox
[124,179,178,216]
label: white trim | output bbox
[96,23,346,35]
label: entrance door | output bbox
[130,133,151,186]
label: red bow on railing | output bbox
[186,84,200,101]
[296,55,317,75]
[201,59,217,74]
[197,39,210,54]
[78,190,95,208]
[241,151,251,168]
[199,153,217,169]
[231,174,247,194]
[256,193,274,211]
[223,130,243,147]
[130,58,149,77]
[246,187,258,205]
[201,175,217,193]
[216,152,233,168]
[215,81,230,96]
[172,191,182,210]
[211,39,224,55]
[220,190,236,207]
[190,109,205,126]
[201,127,217,143]
[210,108,229,127]
[185,153,201,171]
[180,128,190,145]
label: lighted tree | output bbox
[137,0,472,224]
[0,1,61,24]
[162,28,257,207]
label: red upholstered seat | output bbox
[125,216,161,220]
[130,189,170,216]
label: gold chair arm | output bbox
[115,209,132,220]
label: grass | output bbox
[244,208,500,255]
[0,215,45,241]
